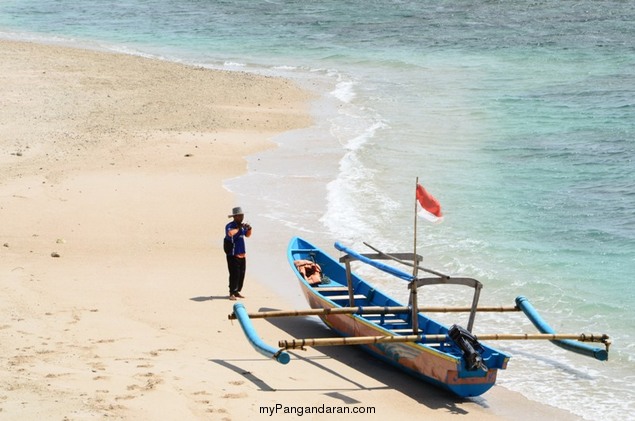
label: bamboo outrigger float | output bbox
[229,237,610,398]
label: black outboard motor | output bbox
[448,324,487,371]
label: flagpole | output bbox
[411,177,420,335]
[413,177,419,277]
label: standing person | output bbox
[224,207,252,300]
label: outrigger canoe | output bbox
[286,237,509,397]
[229,236,610,398]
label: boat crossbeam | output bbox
[227,305,520,320]
[278,332,611,349]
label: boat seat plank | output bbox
[375,319,408,325]
[364,315,404,323]
[315,286,350,292]
[391,328,423,334]
[328,294,367,301]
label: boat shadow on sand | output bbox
[212,306,490,414]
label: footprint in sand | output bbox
[147,348,178,357]
[89,361,106,372]
[44,373,72,379]
[206,408,229,414]
[126,372,164,392]
[222,392,247,399]
[193,391,211,403]
[136,363,153,368]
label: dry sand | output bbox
[0,39,580,420]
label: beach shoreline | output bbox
[0,39,581,420]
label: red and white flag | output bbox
[416,184,443,223]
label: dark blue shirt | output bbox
[224,221,247,256]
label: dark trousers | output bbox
[226,255,246,295]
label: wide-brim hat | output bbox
[228,206,244,217]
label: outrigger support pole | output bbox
[231,303,291,364]
[342,258,356,307]
[411,277,483,333]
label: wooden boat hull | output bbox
[288,236,510,398]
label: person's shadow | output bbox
[190,295,228,302]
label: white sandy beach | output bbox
[0,39,581,420]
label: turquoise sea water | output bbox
[1,1,633,419]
